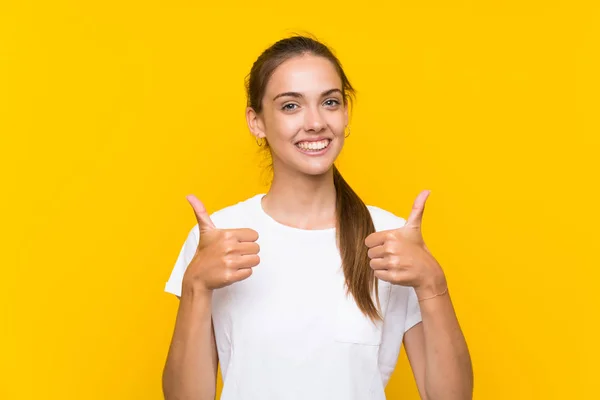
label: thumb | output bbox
[186,194,216,233]
[405,190,430,230]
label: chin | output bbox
[301,167,333,177]
[297,161,336,177]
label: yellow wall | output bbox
[1,1,598,399]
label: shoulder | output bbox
[366,204,407,232]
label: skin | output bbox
[246,55,473,400]
[249,54,473,399]
[365,190,474,399]
[163,53,473,400]
[246,54,348,230]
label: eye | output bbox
[324,99,341,107]
[282,103,299,111]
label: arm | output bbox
[161,194,259,399]
[403,286,473,400]
[365,191,473,399]
[162,288,219,400]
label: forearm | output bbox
[162,287,217,400]
[418,287,473,400]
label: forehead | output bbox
[265,54,342,96]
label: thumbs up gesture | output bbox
[365,190,447,298]
[181,195,261,293]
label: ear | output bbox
[246,107,266,139]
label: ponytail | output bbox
[333,165,381,322]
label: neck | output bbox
[261,166,337,230]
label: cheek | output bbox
[328,113,347,134]
[266,114,302,140]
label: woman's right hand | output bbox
[181,194,260,294]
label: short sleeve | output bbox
[164,224,199,297]
[378,284,423,386]
[404,286,422,332]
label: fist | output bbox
[364,190,446,293]
[182,194,260,292]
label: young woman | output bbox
[162,35,473,400]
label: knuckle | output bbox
[222,269,233,284]
[222,257,235,269]
[383,243,393,254]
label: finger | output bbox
[373,269,409,283]
[236,254,260,269]
[373,269,393,282]
[405,190,430,229]
[369,257,389,270]
[231,267,253,282]
[186,194,216,233]
[232,228,259,243]
[367,245,386,260]
[364,231,386,248]
[233,242,260,256]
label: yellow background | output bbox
[1,1,598,399]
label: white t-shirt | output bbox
[165,193,422,400]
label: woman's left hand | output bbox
[364,190,448,299]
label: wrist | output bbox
[181,279,213,301]
[414,270,447,300]
[178,283,214,319]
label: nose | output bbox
[304,106,325,132]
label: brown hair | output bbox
[245,34,381,322]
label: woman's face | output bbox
[247,54,348,177]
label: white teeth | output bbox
[296,139,330,151]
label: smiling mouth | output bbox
[295,139,332,152]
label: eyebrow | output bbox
[272,88,343,101]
